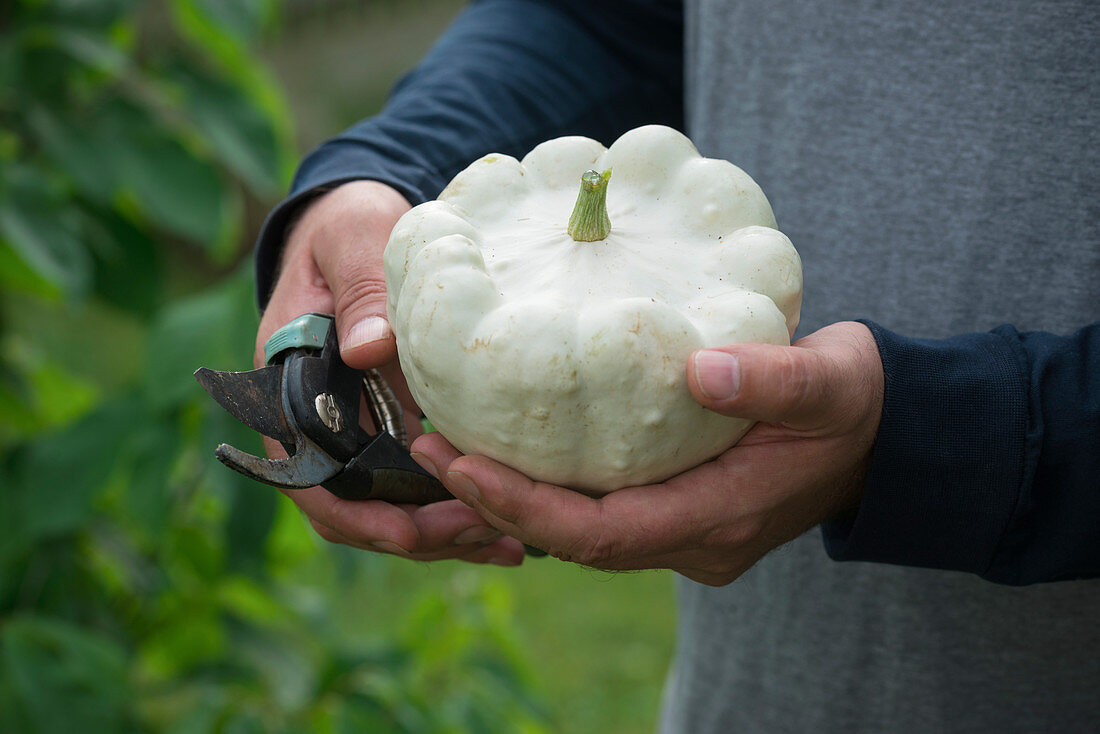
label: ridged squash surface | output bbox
[384,125,802,494]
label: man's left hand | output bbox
[410,321,883,585]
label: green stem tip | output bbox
[568,168,612,242]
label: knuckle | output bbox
[333,267,388,318]
[551,527,623,569]
[773,349,824,416]
[698,570,737,587]
[486,490,527,528]
[775,349,810,394]
[323,497,366,545]
[309,519,342,545]
[702,515,762,555]
[712,557,746,581]
[683,550,751,587]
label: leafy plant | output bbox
[0,1,549,731]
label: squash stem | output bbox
[568,169,612,242]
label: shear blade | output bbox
[195,366,294,445]
[215,440,342,490]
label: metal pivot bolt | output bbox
[315,393,343,433]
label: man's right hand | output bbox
[256,180,525,566]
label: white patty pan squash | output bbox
[384,125,802,494]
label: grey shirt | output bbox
[660,1,1100,731]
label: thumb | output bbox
[687,342,841,428]
[319,255,395,371]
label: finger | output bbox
[306,182,410,370]
[409,499,503,548]
[309,516,522,563]
[434,452,719,571]
[412,424,774,574]
[320,438,757,576]
[399,535,525,564]
[273,431,503,556]
[687,342,842,429]
[280,480,421,553]
[409,431,464,477]
[301,492,519,560]
[459,536,526,566]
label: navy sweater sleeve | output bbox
[823,321,1100,585]
[254,0,684,308]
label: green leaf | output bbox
[225,475,278,574]
[124,421,180,537]
[2,397,138,561]
[223,712,266,734]
[0,164,92,300]
[27,105,122,206]
[0,238,62,300]
[169,0,296,186]
[163,693,225,734]
[216,576,283,625]
[227,622,315,712]
[84,209,164,313]
[167,64,284,196]
[137,605,224,679]
[97,99,233,250]
[336,697,406,734]
[144,268,257,412]
[50,27,130,76]
[124,143,232,250]
[0,651,34,734]
[30,0,138,28]
[1,615,129,734]
[2,286,146,392]
[0,41,18,111]
[265,493,320,570]
[19,353,99,432]
[0,376,38,443]
[122,132,229,248]
[172,0,277,46]
[166,524,224,584]
[9,45,73,106]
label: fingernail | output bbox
[344,317,390,350]
[410,451,437,478]
[373,541,407,555]
[454,526,501,545]
[694,350,741,400]
[447,471,481,502]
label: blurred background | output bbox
[0,1,676,732]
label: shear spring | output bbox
[363,369,406,448]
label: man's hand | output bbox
[410,321,883,585]
[257,180,525,566]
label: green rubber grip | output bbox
[263,313,334,365]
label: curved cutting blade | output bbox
[214,440,342,489]
[195,366,294,444]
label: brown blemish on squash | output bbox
[464,335,494,352]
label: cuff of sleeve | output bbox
[821,320,1030,580]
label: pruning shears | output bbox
[194,313,451,503]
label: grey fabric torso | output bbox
[661,1,1100,732]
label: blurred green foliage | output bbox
[0,1,552,731]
